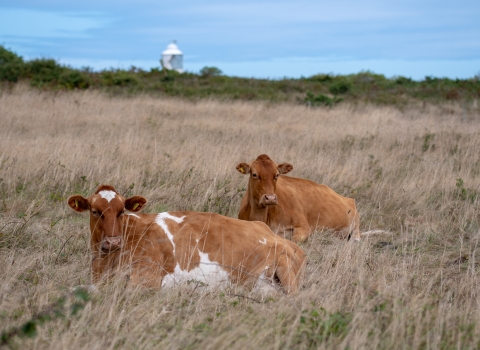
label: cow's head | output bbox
[236,154,293,207]
[67,185,147,252]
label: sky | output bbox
[1,1,479,80]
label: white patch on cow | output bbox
[259,238,267,245]
[99,190,116,203]
[155,212,185,254]
[162,250,230,288]
[127,213,140,218]
[256,269,268,285]
[253,267,278,295]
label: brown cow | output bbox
[236,154,360,243]
[67,185,305,294]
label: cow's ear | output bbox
[67,195,90,212]
[125,196,147,212]
[236,163,250,175]
[277,163,293,174]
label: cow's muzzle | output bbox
[101,236,122,251]
[260,194,278,206]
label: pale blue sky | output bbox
[1,1,479,79]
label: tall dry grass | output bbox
[1,84,480,349]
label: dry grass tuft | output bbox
[1,85,480,348]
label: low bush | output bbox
[305,91,342,107]
[27,59,65,87]
[59,70,91,89]
[1,46,480,106]
[200,66,222,77]
[102,70,139,86]
[0,46,26,82]
[329,79,352,95]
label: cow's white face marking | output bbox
[99,190,116,203]
[155,212,185,254]
[259,238,267,245]
[162,250,230,288]
[127,213,140,218]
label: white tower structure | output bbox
[161,41,183,73]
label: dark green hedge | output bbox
[1,46,479,106]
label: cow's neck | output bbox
[91,249,121,283]
[242,186,267,222]
[249,205,267,222]
[248,200,276,226]
[90,233,122,281]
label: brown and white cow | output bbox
[236,154,360,243]
[67,185,305,293]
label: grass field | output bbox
[1,85,480,349]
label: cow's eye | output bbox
[252,173,259,179]
[118,210,125,217]
[274,174,279,180]
[92,210,101,217]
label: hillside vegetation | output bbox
[1,86,480,348]
[1,46,480,107]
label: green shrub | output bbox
[59,70,91,89]
[158,68,183,83]
[27,59,65,87]
[0,62,26,82]
[329,79,351,95]
[395,76,413,85]
[200,66,222,77]
[0,46,26,82]
[307,74,333,83]
[0,46,23,65]
[102,71,139,86]
[305,91,342,107]
[352,71,388,84]
[161,75,175,83]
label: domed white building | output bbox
[161,41,183,73]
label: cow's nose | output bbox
[263,194,278,205]
[102,236,122,250]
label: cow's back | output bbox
[271,176,359,239]
[168,210,304,260]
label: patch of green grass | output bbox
[292,307,352,348]
[455,178,478,203]
[1,288,91,346]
